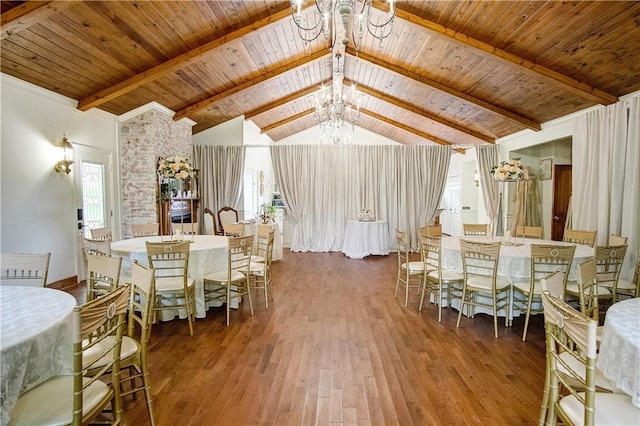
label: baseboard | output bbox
[47,276,79,291]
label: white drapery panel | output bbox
[193,145,245,228]
[271,145,451,252]
[573,94,640,279]
[476,145,500,235]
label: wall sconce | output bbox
[473,170,480,187]
[54,135,74,174]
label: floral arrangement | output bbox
[491,158,529,181]
[157,156,193,179]
[258,203,276,224]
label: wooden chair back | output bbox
[562,229,597,247]
[90,227,112,241]
[132,223,159,237]
[172,222,199,235]
[217,206,238,235]
[203,207,220,235]
[419,224,442,237]
[86,253,122,301]
[0,253,51,287]
[463,223,488,236]
[224,223,245,237]
[515,225,543,239]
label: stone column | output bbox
[119,102,195,238]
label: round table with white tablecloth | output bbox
[111,235,234,319]
[341,220,390,259]
[1,286,76,425]
[597,298,640,407]
[440,236,593,318]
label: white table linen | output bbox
[111,235,234,319]
[341,220,390,259]
[440,236,593,317]
[239,221,283,261]
[597,298,640,407]
[1,286,76,425]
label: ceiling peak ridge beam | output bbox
[346,48,541,132]
[76,4,293,112]
[1,1,79,39]
[244,85,320,120]
[361,108,453,146]
[348,80,495,144]
[377,1,618,105]
[174,50,329,121]
[260,109,315,134]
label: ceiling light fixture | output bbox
[291,0,396,144]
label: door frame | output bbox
[73,144,115,281]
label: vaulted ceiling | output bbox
[2,1,639,148]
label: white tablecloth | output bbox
[112,235,233,319]
[239,221,283,261]
[440,236,593,317]
[1,286,76,425]
[341,220,390,259]
[597,298,640,407]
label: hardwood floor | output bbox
[72,250,547,425]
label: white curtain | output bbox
[476,145,500,235]
[271,145,451,252]
[573,94,640,279]
[192,145,245,229]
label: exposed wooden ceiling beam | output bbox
[76,4,293,112]
[1,1,79,39]
[174,50,328,121]
[347,48,541,132]
[244,85,319,120]
[351,81,495,144]
[361,108,453,146]
[378,1,618,105]
[260,109,314,133]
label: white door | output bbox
[73,146,114,282]
[441,175,462,236]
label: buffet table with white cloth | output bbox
[341,219,390,259]
[597,298,640,407]
[239,221,283,261]
[112,235,235,319]
[440,236,593,318]
[1,286,76,425]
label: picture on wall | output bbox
[540,157,553,180]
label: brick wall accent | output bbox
[120,108,193,238]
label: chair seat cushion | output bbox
[9,375,109,425]
[401,261,424,274]
[565,281,612,296]
[559,392,640,426]
[249,262,266,274]
[250,255,266,263]
[466,275,510,291]
[427,269,463,282]
[83,335,140,368]
[513,280,543,295]
[203,270,247,283]
[155,277,195,292]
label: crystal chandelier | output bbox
[291,0,396,144]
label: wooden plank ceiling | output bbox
[2,1,639,147]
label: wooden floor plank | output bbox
[67,250,546,425]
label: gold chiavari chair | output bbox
[562,229,597,247]
[0,252,51,287]
[132,223,159,237]
[463,223,488,236]
[395,230,424,308]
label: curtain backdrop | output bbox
[572,94,640,279]
[193,145,245,232]
[271,145,451,252]
[476,145,500,235]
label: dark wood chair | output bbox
[203,207,220,235]
[217,206,238,235]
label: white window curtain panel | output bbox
[476,145,500,235]
[271,144,451,253]
[573,94,640,279]
[192,145,245,227]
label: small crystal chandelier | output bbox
[310,53,362,144]
[291,0,396,144]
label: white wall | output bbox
[1,73,119,283]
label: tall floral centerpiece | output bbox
[157,156,194,238]
[490,158,529,239]
[490,158,529,181]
